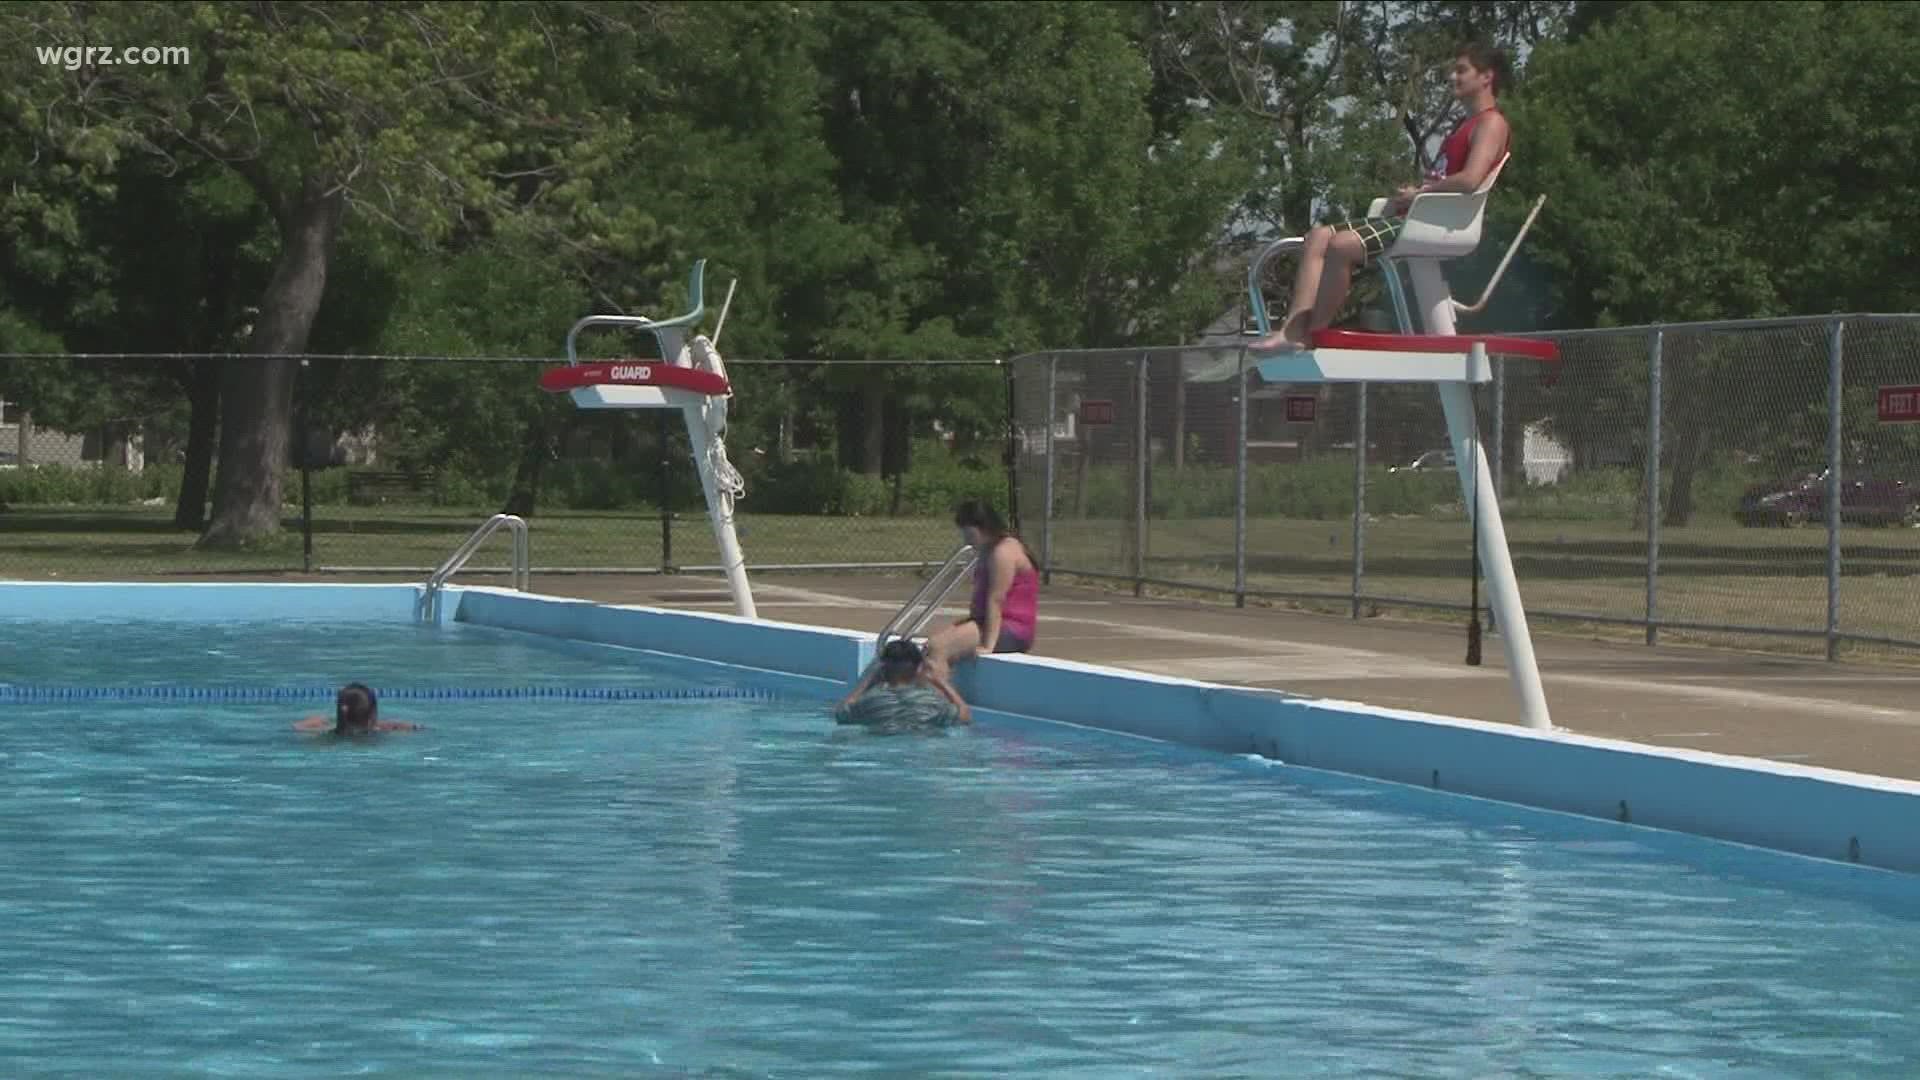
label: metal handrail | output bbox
[876,543,978,649]
[1245,235,1305,337]
[419,514,529,621]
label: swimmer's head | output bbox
[335,683,378,733]
[878,639,924,682]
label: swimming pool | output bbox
[4,615,1919,1076]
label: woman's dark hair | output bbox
[336,683,378,730]
[1456,40,1511,95]
[953,499,1010,540]
[954,498,1039,567]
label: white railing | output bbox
[418,513,530,622]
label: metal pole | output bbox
[1042,355,1057,585]
[1646,329,1663,646]
[299,359,313,574]
[1234,347,1249,607]
[657,411,674,572]
[1134,351,1149,598]
[1827,319,1846,662]
[1493,359,1505,499]
[1352,383,1368,619]
[1003,360,1020,534]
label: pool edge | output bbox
[10,581,1918,876]
[449,588,1920,876]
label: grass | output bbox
[0,505,964,578]
[6,502,1919,663]
[1043,512,1920,663]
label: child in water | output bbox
[294,683,423,737]
[836,639,971,734]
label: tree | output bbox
[1507,0,1920,522]
[803,1,1260,476]
[6,1,643,546]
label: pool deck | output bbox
[521,570,1920,784]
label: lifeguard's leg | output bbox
[1252,225,1333,349]
[1307,229,1369,332]
[1254,225,1366,351]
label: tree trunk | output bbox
[502,413,564,518]
[199,183,345,548]
[174,360,221,530]
[1663,419,1709,528]
[861,381,885,474]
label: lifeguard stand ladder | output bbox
[540,259,757,619]
[1247,154,1558,730]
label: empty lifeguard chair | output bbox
[1247,153,1558,730]
[540,260,757,619]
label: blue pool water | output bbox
[3,619,1920,1076]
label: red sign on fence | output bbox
[1879,386,1920,423]
[1079,399,1116,426]
[1284,394,1318,423]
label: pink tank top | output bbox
[971,538,1039,643]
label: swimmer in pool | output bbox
[836,639,971,734]
[293,683,423,736]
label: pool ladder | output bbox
[418,513,530,622]
[877,543,978,650]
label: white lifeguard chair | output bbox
[1248,154,1558,730]
[541,260,757,619]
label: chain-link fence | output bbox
[1011,314,1920,662]
[10,315,1920,663]
[0,354,1012,584]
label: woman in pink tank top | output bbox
[925,499,1041,681]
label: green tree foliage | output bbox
[9,0,1915,537]
[5,0,643,545]
[1507,0,1920,522]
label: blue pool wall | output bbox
[7,581,1919,876]
[0,582,415,622]
[441,588,1920,876]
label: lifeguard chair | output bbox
[540,260,757,618]
[1248,154,1558,729]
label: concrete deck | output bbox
[521,569,1920,784]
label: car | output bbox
[1735,468,1918,528]
[1389,449,1455,474]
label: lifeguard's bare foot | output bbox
[1251,332,1308,353]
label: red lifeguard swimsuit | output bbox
[1428,107,1509,181]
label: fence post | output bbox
[1827,318,1846,662]
[657,411,674,572]
[298,358,313,574]
[1134,351,1149,597]
[1003,359,1020,534]
[1234,346,1248,608]
[1042,354,1057,586]
[1493,358,1505,499]
[1352,384,1368,618]
[1645,328,1662,646]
